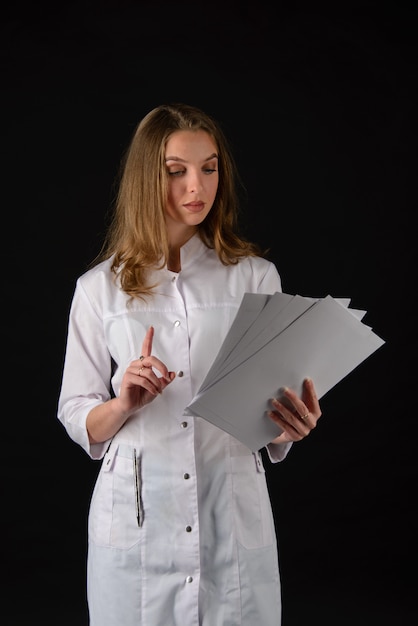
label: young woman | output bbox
[57,102,322,625]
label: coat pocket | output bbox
[88,444,143,549]
[230,451,275,550]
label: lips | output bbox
[184,201,205,213]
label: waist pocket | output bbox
[230,451,275,550]
[89,444,143,549]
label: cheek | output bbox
[208,177,219,200]
[166,183,180,208]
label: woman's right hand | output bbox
[87,326,175,444]
[118,325,176,416]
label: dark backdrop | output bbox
[3,2,417,624]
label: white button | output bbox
[174,320,181,327]
[186,576,193,583]
[177,370,184,377]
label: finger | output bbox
[160,370,176,389]
[267,409,305,441]
[131,356,176,386]
[137,327,173,383]
[139,370,175,396]
[270,399,311,430]
[125,369,161,396]
[141,369,176,393]
[302,378,322,418]
[274,387,310,421]
[135,355,172,382]
[140,326,154,359]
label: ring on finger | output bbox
[299,412,309,421]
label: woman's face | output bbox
[164,129,219,235]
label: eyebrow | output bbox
[165,153,218,163]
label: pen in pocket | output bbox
[133,448,144,527]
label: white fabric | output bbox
[58,234,292,625]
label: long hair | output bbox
[94,103,264,299]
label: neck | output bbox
[167,225,198,272]
[167,249,181,273]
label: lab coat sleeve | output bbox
[57,277,113,460]
[265,441,293,463]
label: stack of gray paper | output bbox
[185,292,385,451]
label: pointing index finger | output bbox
[141,326,154,358]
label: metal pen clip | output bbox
[133,448,144,527]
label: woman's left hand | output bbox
[268,377,322,444]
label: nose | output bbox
[187,169,204,193]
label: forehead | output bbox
[165,129,218,159]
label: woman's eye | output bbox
[168,170,185,177]
[167,167,217,176]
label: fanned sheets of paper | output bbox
[185,293,385,451]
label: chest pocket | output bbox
[230,449,275,550]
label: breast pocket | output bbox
[88,445,143,550]
[230,450,275,550]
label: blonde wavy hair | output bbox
[94,102,264,299]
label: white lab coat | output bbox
[58,234,292,626]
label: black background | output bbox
[3,1,417,624]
